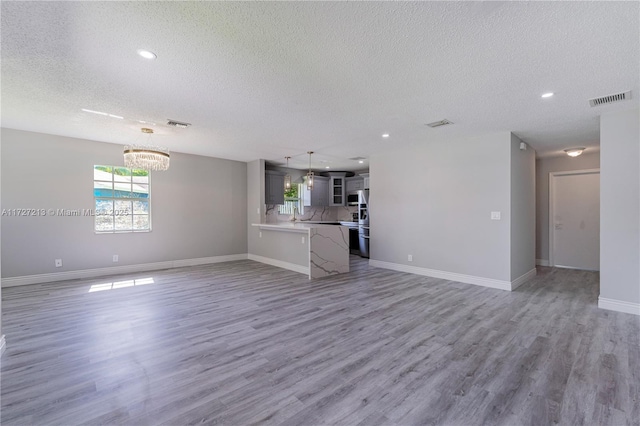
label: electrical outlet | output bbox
[113,255,119,262]
[301,236,305,244]
[55,259,63,268]
[491,211,501,220]
[259,231,262,238]
[257,207,260,215]
[408,254,413,262]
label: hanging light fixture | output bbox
[124,128,170,171]
[306,151,314,190]
[284,157,292,191]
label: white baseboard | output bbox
[511,268,537,290]
[0,335,6,356]
[536,259,550,266]
[247,254,309,276]
[369,260,514,291]
[598,297,640,316]
[1,254,248,287]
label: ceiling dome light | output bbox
[564,147,585,157]
[541,92,554,98]
[382,133,390,138]
[137,49,157,60]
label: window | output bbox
[93,165,150,232]
[278,183,304,215]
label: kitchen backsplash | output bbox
[265,205,357,223]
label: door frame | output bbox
[548,168,600,267]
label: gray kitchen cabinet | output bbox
[360,173,370,189]
[265,170,286,205]
[328,172,348,206]
[303,175,329,206]
[346,176,364,192]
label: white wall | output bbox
[510,134,536,280]
[1,128,248,279]
[371,132,512,282]
[536,151,600,263]
[600,108,640,310]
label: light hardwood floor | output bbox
[1,258,638,425]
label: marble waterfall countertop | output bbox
[251,222,350,279]
[253,221,357,231]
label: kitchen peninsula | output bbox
[251,222,349,279]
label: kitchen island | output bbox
[251,222,349,279]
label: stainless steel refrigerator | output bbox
[358,189,369,258]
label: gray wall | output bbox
[248,160,308,266]
[535,151,600,262]
[0,132,3,344]
[1,128,247,278]
[600,108,639,305]
[510,134,536,280]
[247,159,265,256]
[371,132,512,281]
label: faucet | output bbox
[290,206,298,222]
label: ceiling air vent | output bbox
[167,119,191,128]
[589,91,632,107]
[426,119,453,128]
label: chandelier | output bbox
[124,128,170,171]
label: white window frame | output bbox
[93,165,151,233]
[278,183,304,216]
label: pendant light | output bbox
[284,157,292,191]
[124,128,170,171]
[306,151,314,190]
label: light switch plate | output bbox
[491,211,501,220]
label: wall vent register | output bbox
[588,90,632,107]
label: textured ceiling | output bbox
[2,1,638,170]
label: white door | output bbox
[550,170,600,270]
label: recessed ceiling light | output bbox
[325,166,330,169]
[358,160,364,164]
[382,133,390,138]
[541,92,554,98]
[137,49,157,60]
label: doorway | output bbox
[549,169,600,270]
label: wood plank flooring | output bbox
[1,258,638,425]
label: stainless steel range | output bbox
[358,189,369,258]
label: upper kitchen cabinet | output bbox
[303,175,329,207]
[328,172,348,206]
[346,176,364,193]
[265,170,286,205]
[360,173,370,189]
